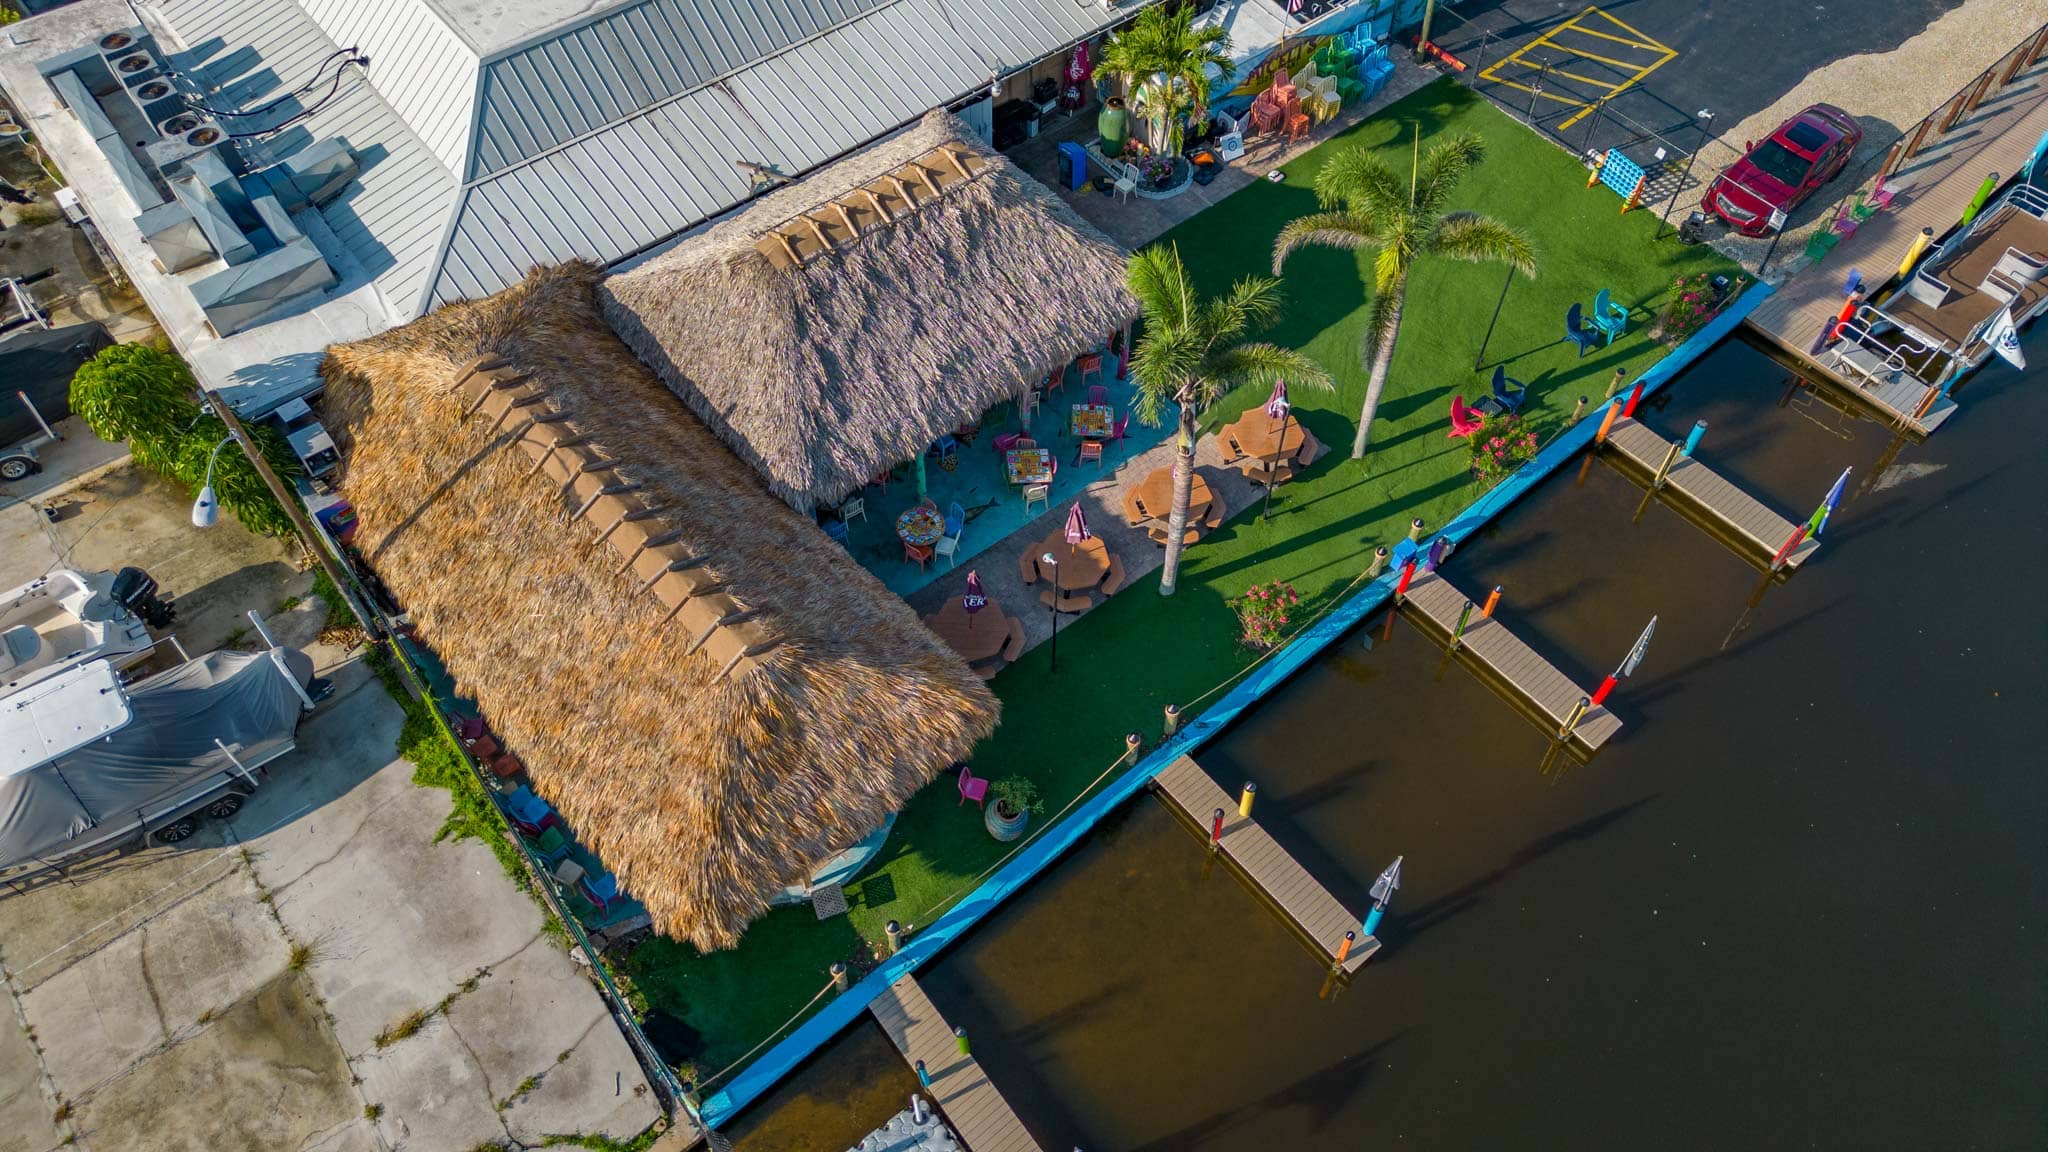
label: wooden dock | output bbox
[1745,54,2048,435]
[1399,569,1623,750]
[1152,755,1378,973]
[1602,417,1820,568]
[869,973,1042,1152]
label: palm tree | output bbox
[1128,244,1331,596]
[1099,5,1234,156]
[1273,128,1537,459]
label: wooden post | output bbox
[1595,399,1622,445]
[831,962,848,991]
[1961,70,1996,115]
[1651,441,1684,489]
[1367,545,1390,578]
[1605,368,1627,399]
[1408,517,1425,542]
[1481,585,1502,617]
[1571,396,1588,422]
[1238,782,1257,819]
[1163,703,1182,738]
[1877,139,1906,183]
[885,920,902,955]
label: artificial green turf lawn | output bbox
[622,78,1740,1080]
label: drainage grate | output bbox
[811,882,849,919]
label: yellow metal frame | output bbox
[1478,6,1679,130]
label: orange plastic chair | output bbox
[904,542,934,571]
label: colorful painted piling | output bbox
[869,974,1042,1152]
[1153,756,1379,974]
[1600,416,1821,569]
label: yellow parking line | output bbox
[1543,42,1656,71]
[1581,5,1669,49]
[1482,5,1681,131]
[1490,55,1625,89]
[1481,77,1591,107]
[1556,22,1665,51]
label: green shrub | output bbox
[69,344,199,474]
[172,415,301,538]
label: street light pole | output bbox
[1658,109,1713,239]
[1041,551,1059,673]
[198,388,382,639]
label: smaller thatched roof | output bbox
[320,264,998,950]
[600,110,1138,513]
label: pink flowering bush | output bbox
[1469,414,1540,484]
[1657,273,1745,344]
[1235,580,1300,651]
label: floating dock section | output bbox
[869,974,1042,1152]
[1399,569,1622,750]
[1153,756,1378,973]
[1601,417,1820,568]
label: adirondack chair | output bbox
[1486,365,1527,415]
[1592,289,1628,344]
[1448,395,1485,438]
[1565,302,1600,358]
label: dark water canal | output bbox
[734,336,2045,1149]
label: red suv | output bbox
[1702,104,1862,236]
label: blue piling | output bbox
[1363,905,1385,937]
[915,1060,931,1088]
[1682,420,1706,457]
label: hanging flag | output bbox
[1618,615,1657,679]
[1988,306,2027,370]
[962,570,987,615]
[1264,379,1291,421]
[1063,501,1091,545]
[1808,466,1852,537]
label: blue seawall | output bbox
[701,283,1774,1126]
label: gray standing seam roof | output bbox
[429,0,1128,307]
[155,0,458,321]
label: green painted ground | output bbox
[620,78,1738,1085]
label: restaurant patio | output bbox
[601,110,1157,598]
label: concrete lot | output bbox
[0,465,660,1150]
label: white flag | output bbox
[1988,307,2027,370]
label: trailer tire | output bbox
[206,794,246,820]
[156,818,199,843]
[0,455,38,482]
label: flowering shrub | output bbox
[1235,580,1300,650]
[1141,154,1176,186]
[1469,414,1540,484]
[1658,273,1745,344]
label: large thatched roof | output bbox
[600,111,1139,513]
[320,263,998,950]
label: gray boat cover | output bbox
[0,647,312,870]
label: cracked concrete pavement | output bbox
[0,621,657,1150]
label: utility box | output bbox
[1057,142,1089,192]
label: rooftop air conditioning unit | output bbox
[134,79,175,103]
[157,112,207,140]
[111,53,160,86]
[98,31,137,54]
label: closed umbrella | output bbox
[1262,379,1292,520]
[1063,500,1091,545]
[962,570,987,629]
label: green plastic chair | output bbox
[526,824,572,865]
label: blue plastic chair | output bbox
[579,871,620,917]
[943,502,965,538]
[928,434,959,463]
[1489,365,1527,414]
[502,786,562,836]
[1565,303,1600,359]
[1592,289,1628,344]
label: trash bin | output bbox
[1057,142,1089,192]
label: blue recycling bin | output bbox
[1057,142,1089,192]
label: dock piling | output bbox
[1124,732,1143,763]
[1595,399,1622,445]
[831,962,848,991]
[885,920,902,955]
[914,1059,931,1088]
[1651,441,1684,489]
[954,1026,970,1056]
[1482,585,1502,618]
[1408,517,1426,543]
[1210,807,1225,849]
[1163,703,1182,738]
[1621,381,1646,418]
[1238,782,1257,819]
[1394,560,1417,602]
[1558,696,1590,739]
[912,1094,928,1124]
[1333,930,1356,971]
[1572,396,1588,422]
[1450,599,1476,650]
[1367,545,1389,578]
[1682,420,1707,457]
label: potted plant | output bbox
[985,777,1042,841]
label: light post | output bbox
[1659,109,1713,237]
[189,434,233,527]
[1261,399,1291,521]
[1041,551,1059,673]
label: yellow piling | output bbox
[1238,782,1257,819]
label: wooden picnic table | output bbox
[1122,467,1212,526]
[923,596,1010,663]
[1227,412,1309,463]
[1005,447,1053,485]
[1031,533,1110,592]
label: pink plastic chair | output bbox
[1086,384,1110,406]
[1448,395,1485,438]
[1109,414,1130,445]
[957,764,989,808]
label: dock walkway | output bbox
[1602,417,1820,568]
[1152,755,1378,973]
[869,974,1041,1152]
[1400,569,1623,749]
[1745,56,2048,434]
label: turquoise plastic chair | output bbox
[1592,289,1629,344]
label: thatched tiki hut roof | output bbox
[600,110,1139,514]
[320,263,998,950]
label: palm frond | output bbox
[1428,211,1537,277]
[1202,274,1286,343]
[1415,132,1485,217]
[1207,342,1334,400]
[1313,145,1409,217]
[1129,328,1203,426]
[1127,243,1199,331]
[1271,212,1382,274]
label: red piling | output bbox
[1621,381,1646,418]
[1590,675,1618,706]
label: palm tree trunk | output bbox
[1158,402,1201,596]
[1351,274,1407,458]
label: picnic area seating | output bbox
[1479,365,1527,416]
[1449,395,1485,437]
[1592,288,1628,343]
[1565,302,1600,358]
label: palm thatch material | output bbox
[601,110,1139,514]
[319,263,998,950]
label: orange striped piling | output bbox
[1481,585,1502,617]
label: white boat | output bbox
[0,568,161,697]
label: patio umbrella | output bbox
[1063,501,1091,545]
[1263,379,1291,421]
[962,570,987,623]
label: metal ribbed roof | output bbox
[156,0,458,319]
[467,0,899,180]
[428,0,1123,307]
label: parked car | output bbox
[1702,104,1862,236]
